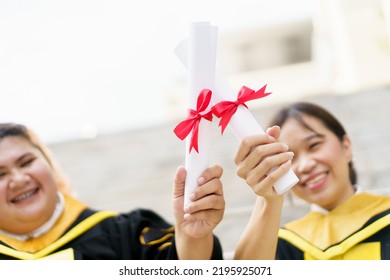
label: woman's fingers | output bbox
[185,192,225,214]
[234,134,272,164]
[197,165,223,185]
[236,142,290,179]
[251,159,292,196]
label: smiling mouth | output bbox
[304,173,327,187]
[11,188,39,203]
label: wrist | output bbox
[175,231,214,260]
[175,227,213,243]
[254,194,284,218]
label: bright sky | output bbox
[0,0,312,143]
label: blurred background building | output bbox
[2,0,390,257]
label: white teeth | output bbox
[12,189,37,203]
[306,173,326,185]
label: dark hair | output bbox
[269,102,357,185]
[0,123,29,138]
[0,122,72,194]
[0,123,49,161]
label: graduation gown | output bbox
[276,192,390,260]
[0,195,223,260]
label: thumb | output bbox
[173,166,186,198]
[266,125,281,140]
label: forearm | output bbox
[234,195,284,260]
[175,232,214,260]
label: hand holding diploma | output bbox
[172,165,224,260]
[210,80,299,194]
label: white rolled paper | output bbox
[175,24,298,195]
[213,71,299,194]
[177,22,217,208]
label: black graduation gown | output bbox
[0,195,223,260]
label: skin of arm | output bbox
[173,165,225,259]
[233,126,293,260]
[234,195,284,259]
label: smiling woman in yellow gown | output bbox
[233,102,390,260]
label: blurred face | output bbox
[0,136,58,234]
[279,114,354,210]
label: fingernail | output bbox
[189,193,195,201]
[287,151,294,158]
[282,144,289,151]
[198,177,205,185]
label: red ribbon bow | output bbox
[174,89,213,153]
[211,85,271,134]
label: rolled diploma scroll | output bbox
[179,22,217,208]
[214,71,299,194]
[176,38,298,194]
